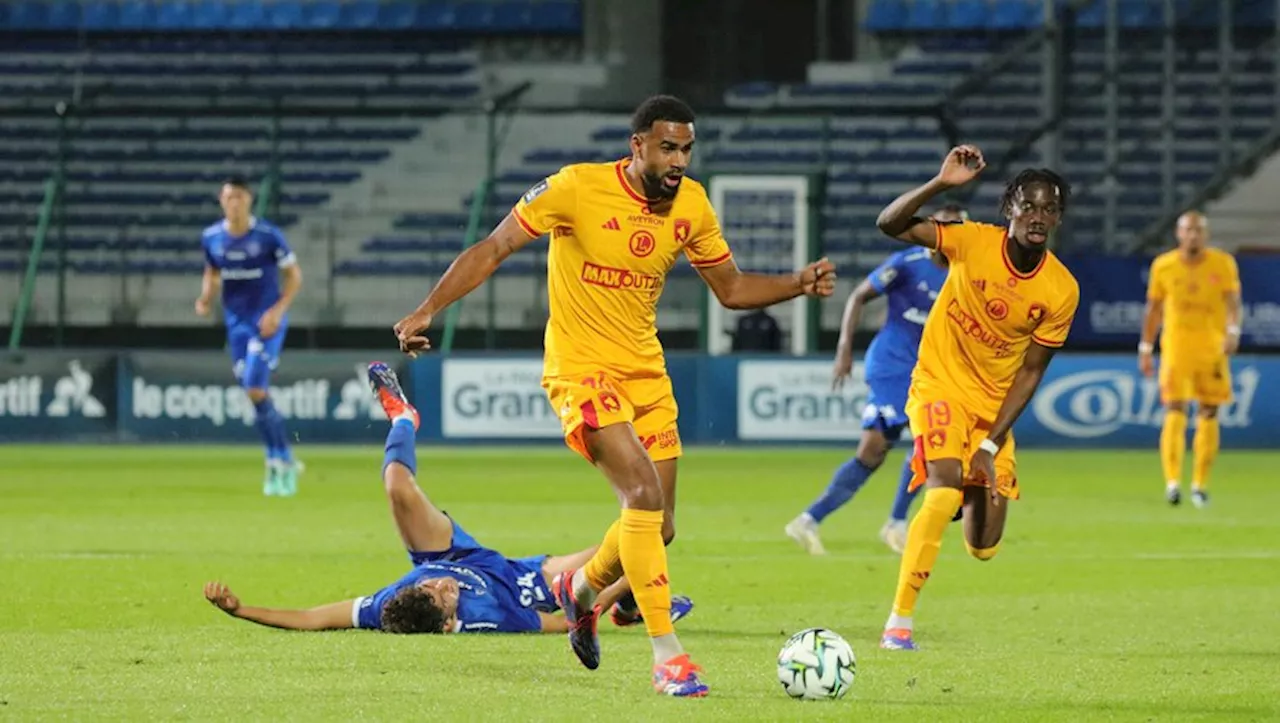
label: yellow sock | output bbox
[1160,409,1188,485]
[582,519,623,592]
[892,487,963,618]
[618,508,672,637]
[1192,416,1220,490]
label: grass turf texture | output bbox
[2,445,1278,721]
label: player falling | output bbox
[204,363,694,634]
[786,205,962,556]
[392,95,836,696]
[1139,211,1242,508]
[195,176,303,496]
[872,146,1079,651]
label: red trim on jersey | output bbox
[614,159,650,206]
[1002,230,1047,280]
[512,209,540,238]
[690,252,733,269]
[1031,334,1065,348]
[581,399,600,429]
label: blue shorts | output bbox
[408,519,558,614]
[226,320,287,390]
[861,376,911,442]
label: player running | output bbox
[872,147,1080,651]
[392,95,836,696]
[204,363,695,634]
[786,206,962,556]
[195,176,303,497]
[1139,211,1242,508]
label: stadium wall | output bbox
[1,351,1275,448]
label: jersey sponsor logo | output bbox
[945,299,1015,355]
[580,261,662,291]
[674,218,691,242]
[220,268,265,281]
[521,178,549,204]
[628,212,664,227]
[878,267,899,287]
[629,230,656,258]
[985,298,1009,321]
[640,428,680,451]
[902,307,929,325]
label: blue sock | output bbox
[805,458,876,524]
[270,407,294,463]
[889,456,920,522]
[252,398,279,462]
[383,418,417,476]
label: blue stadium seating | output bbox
[861,0,1276,31]
[0,0,584,33]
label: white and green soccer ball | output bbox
[776,628,856,700]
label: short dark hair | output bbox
[222,175,252,193]
[630,95,696,134]
[1000,168,1070,217]
[380,587,447,634]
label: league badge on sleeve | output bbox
[522,178,550,204]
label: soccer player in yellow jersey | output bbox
[391,95,836,695]
[1139,211,1242,509]
[872,146,1080,651]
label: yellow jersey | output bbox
[1146,248,1240,361]
[512,160,733,379]
[912,221,1080,421]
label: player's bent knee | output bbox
[245,387,268,403]
[1166,401,1188,414]
[965,540,1001,561]
[856,432,889,470]
[1200,405,1219,419]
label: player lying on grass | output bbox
[786,205,961,556]
[392,95,835,696]
[874,146,1080,651]
[204,363,693,634]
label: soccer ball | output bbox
[776,628,856,700]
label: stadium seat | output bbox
[905,0,947,30]
[46,0,80,29]
[81,0,118,29]
[190,0,230,28]
[991,0,1038,29]
[268,0,305,29]
[117,0,154,28]
[227,0,267,29]
[864,0,909,31]
[380,0,417,28]
[306,0,341,28]
[948,0,991,30]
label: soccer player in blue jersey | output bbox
[195,177,303,497]
[785,206,963,556]
[204,363,694,634]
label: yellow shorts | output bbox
[905,394,1019,499]
[542,372,682,463]
[1159,354,1232,406]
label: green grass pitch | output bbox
[2,444,1278,721]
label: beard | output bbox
[641,170,680,201]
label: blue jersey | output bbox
[352,520,555,634]
[863,247,947,382]
[201,218,295,328]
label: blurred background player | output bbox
[1139,211,1242,508]
[205,363,694,634]
[195,177,303,497]
[874,147,1079,651]
[785,205,963,556]
[392,95,835,697]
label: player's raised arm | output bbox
[832,279,881,390]
[876,146,986,249]
[204,581,355,631]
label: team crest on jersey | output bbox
[629,230,656,258]
[927,429,947,450]
[522,178,550,204]
[985,298,1009,320]
[245,241,260,257]
[1027,304,1046,323]
[879,267,899,287]
[674,218,691,242]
